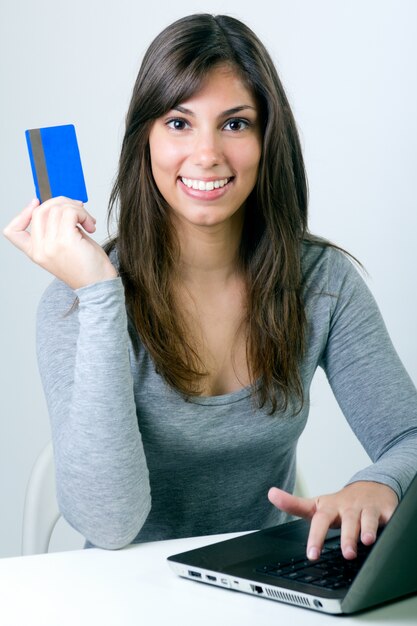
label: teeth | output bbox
[181,177,230,191]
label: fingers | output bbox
[307,500,363,561]
[4,197,96,261]
[360,506,380,546]
[305,482,398,561]
[339,508,361,559]
[268,487,316,519]
[35,197,95,235]
[269,482,398,563]
[267,487,345,559]
[306,504,335,560]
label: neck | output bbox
[173,213,244,288]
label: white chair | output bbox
[21,441,61,555]
[294,470,308,499]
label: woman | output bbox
[4,14,417,559]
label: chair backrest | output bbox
[21,441,61,555]
[294,470,308,499]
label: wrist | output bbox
[70,265,118,290]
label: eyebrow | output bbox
[172,104,257,117]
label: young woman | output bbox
[4,14,417,560]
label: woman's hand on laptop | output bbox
[268,481,398,561]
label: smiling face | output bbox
[148,64,262,232]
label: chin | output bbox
[190,213,233,228]
[185,203,244,226]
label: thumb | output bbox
[268,487,316,519]
[3,198,40,253]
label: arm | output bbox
[37,278,151,549]
[4,198,151,548]
[322,249,417,495]
[269,247,417,558]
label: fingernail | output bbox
[345,546,357,559]
[308,547,319,560]
[30,198,38,206]
[362,532,375,545]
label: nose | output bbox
[192,128,223,168]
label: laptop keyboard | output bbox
[255,539,372,590]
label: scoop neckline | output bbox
[184,380,259,406]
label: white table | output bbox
[0,533,416,626]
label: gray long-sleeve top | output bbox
[36,242,417,549]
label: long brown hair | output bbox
[106,14,311,414]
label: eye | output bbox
[223,118,250,132]
[166,118,189,131]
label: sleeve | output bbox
[36,277,151,549]
[319,250,417,499]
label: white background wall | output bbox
[0,0,416,558]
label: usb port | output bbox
[206,575,217,581]
[188,570,202,578]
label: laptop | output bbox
[167,472,417,614]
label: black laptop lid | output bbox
[341,472,417,613]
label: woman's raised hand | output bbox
[268,480,398,561]
[3,197,118,290]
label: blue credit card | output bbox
[25,124,88,203]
